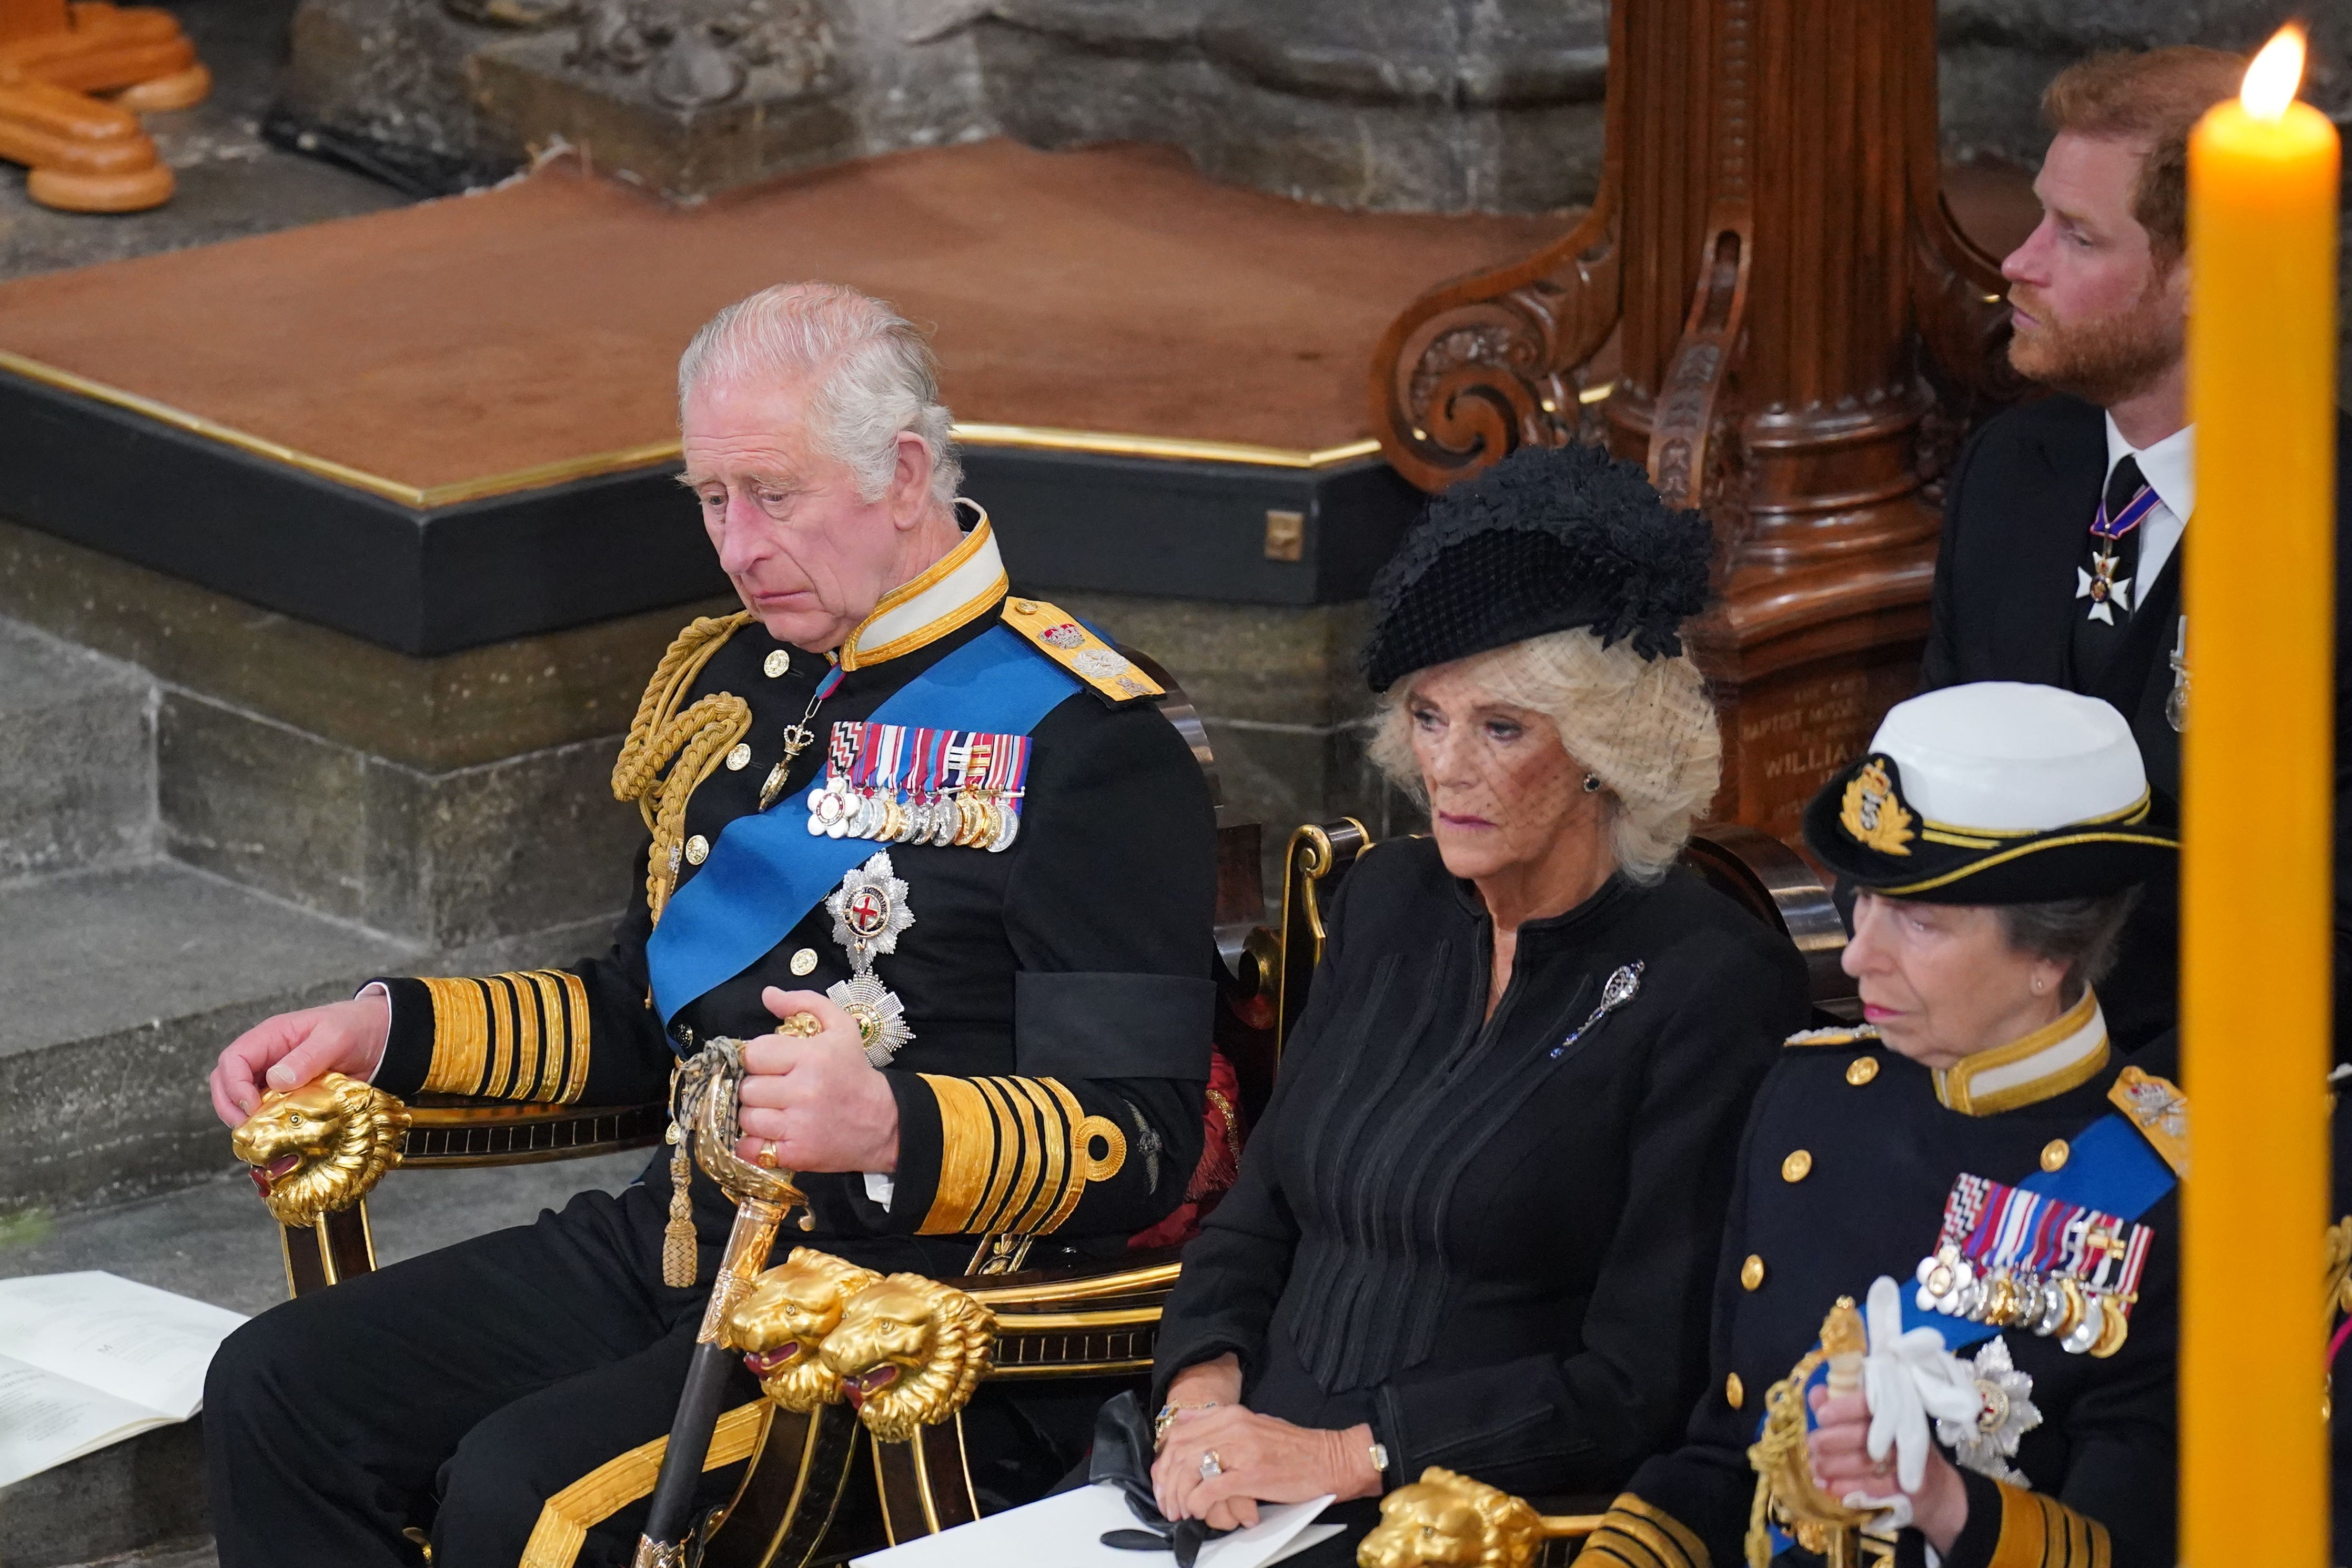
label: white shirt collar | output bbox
[2103,413,2195,523]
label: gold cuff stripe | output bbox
[918,1075,1001,1234]
[913,1074,1127,1235]
[419,976,491,1095]
[1985,1481,2113,1568]
[983,1075,1048,1234]
[417,970,593,1102]
[1576,1533,1672,1568]
[969,1075,1030,1234]
[1006,1077,1072,1233]
[556,970,591,1103]
[517,1400,770,1568]
[1608,1496,1709,1568]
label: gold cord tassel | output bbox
[662,1133,698,1288]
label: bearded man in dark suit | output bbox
[1922,44,2352,1059]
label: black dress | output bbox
[1150,834,1811,1545]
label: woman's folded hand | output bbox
[1153,1405,1385,1531]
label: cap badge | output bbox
[1840,755,1915,856]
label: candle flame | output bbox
[2242,26,2306,121]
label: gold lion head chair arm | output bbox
[724,1248,884,1411]
[815,1273,997,1443]
[1356,1468,1599,1568]
[229,1073,411,1228]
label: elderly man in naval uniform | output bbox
[198,282,1215,1567]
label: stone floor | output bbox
[0,0,410,284]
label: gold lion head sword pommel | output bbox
[1356,1468,1548,1568]
[229,1073,411,1228]
[815,1273,996,1442]
[724,1249,884,1411]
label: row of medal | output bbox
[1913,1172,2152,1359]
[805,721,1031,854]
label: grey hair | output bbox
[677,282,963,508]
[1995,889,2142,1006]
[1367,627,1722,884]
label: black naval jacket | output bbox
[1152,836,1811,1504]
[1920,394,2352,1058]
[1591,1000,2183,1568]
[369,525,1215,1277]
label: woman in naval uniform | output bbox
[1127,442,1813,1559]
[1580,680,2184,1568]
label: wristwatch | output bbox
[1367,1439,1389,1478]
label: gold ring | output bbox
[756,1140,781,1169]
[781,1012,823,1038]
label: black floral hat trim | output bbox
[1360,442,1713,692]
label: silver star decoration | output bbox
[1935,1335,2041,1485]
[829,972,914,1067]
[826,851,914,963]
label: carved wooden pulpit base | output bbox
[0,0,209,212]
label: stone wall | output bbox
[279,1,2349,397]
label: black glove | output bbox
[1091,1389,1234,1568]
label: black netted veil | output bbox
[1360,442,1713,692]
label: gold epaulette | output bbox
[2109,1064,2189,1179]
[1783,1023,1881,1049]
[1001,597,1164,706]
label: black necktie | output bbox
[2072,454,2148,687]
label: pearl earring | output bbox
[2032,978,2046,994]
[1582,773,1602,793]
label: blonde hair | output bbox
[1368,628,1721,884]
[677,282,962,507]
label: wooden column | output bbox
[1370,0,2024,844]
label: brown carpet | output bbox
[0,140,1568,491]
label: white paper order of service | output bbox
[853,1485,1341,1568]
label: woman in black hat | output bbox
[1580,679,2183,1568]
[1125,443,1812,1554]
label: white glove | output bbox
[1847,1274,1980,1509]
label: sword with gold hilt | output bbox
[1744,1297,1874,1568]
[633,1021,821,1568]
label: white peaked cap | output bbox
[1869,683,2148,832]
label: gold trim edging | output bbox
[0,349,1387,508]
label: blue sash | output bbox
[645,623,1081,1025]
[1900,1110,2177,1348]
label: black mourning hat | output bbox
[1359,442,1713,692]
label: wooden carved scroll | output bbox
[1366,0,1628,492]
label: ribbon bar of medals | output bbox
[804,721,1031,852]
